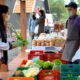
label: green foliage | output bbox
[78,0,80,7]
[52,59,62,70]
[53,59,62,65]
[43,61,52,69]
[48,0,69,22]
[35,60,54,69]
[12,34,28,47]
[34,60,44,68]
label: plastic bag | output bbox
[72,48,80,62]
[34,25,39,34]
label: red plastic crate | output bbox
[38,70,60,80]
[61,60,68,64]
[43,53,62,62]
[9,77,34,80]
[28,50,44,60]
[43,53,68,64]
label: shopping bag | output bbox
[72,48,80,62]
[34,25,39,34]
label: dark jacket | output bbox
[36,16,45,35]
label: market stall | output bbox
[0,0,80,80]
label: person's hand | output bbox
[12,45,17,48]
[59,42,65,53]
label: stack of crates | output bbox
[60,64,80,80]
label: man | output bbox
[28,12,37,39]
[62,2,80,64]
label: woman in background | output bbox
[36,10,46,36]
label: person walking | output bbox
[62,2,80,64]
[36,10,46,36]
[28,12,37,39]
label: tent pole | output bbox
[20,0,27,53]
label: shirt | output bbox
[67,15,80,40]
[68,15,80,32]
[28,18,37,33]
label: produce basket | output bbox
[38,70,60,80]
[60,64,80,80]
[43,53,62,61]
[43,53,68,64]
[28,51,44,60]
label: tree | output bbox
[78,0,80,7]
[70,0,74,2]
[48,0,69,22]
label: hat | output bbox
[65,2,78,9]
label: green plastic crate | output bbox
[60,72,80,80]
[61,64,80,73]
[16,67,30,71]
[60,64,80,80]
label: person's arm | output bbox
[0,41,18,50]
[0,42,10,50]
[60,20,68,52]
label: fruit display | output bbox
[32,33,65,47]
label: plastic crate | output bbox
[9,77,34,80]
[60,64,80,80]
[16,67,29,71]
[61,60,68,64]
[38,70,60,80]
[43,53,62,61]
[61,64,80,73]
[43,53,68,64]
[28,51,44,60]
[60,72,80,80]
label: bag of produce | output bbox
[52,59,62,70]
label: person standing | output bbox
[62,2,80,64]
[0,5,15,72]
[36,10,46,36]
[28,12,37,39]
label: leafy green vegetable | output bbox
[52,59,62,70]
[35,60,44,68]
[34,60,55,70]
[9,26,28,47]
[53,59,62,65]
[45,72,52,75]
[12,34,28,47]
[43,61,52,69]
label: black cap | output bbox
[65,2,78,9]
